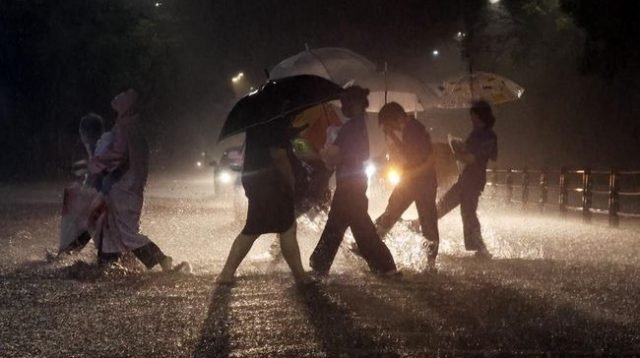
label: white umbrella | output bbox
[434,71,524,109]
[353,70,438,113]
[269,47,377,87]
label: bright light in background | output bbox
[489,0,500,3]
[231,72,244,83]
[365,163,376,179]
[196,161,202,168]
[432,49,439,56]
[154,2,162,7]
[218,171,232,184]
[387,168,401,186]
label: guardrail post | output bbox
[559,167,568,217]
[505,168,513,206]
[539,169,548,213]
[608,169,619,227]
[582,168,592,223]
[522,167,530,209]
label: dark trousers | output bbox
[375,181,439,260]
[436,181,487,251]
[310,180,397,274]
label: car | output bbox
[211,146,243,198]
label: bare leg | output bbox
[217,233,259,283]
[278,223,311,283]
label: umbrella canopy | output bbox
[434,71,525,109]
[219,75,344,141]
[269,47,377,87]
[353,71,438,112]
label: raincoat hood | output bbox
[111,89,139,117]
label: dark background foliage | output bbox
[1,0,638,179]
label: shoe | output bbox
[159,256,174,271]
[474,248,492,260]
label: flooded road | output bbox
[1,170,639,356]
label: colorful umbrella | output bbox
[291,103,343,153]
[434,71,524,109]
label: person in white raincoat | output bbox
[88,89,177,271]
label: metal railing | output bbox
[485,168,640,227]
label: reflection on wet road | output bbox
[1,171,639,356]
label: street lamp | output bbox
[231,72,250,98]
[231,72,244,83]
[432,49,439,57]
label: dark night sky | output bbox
[1,0,639,177]
[184,0,640,169]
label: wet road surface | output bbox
[1,171,639,356]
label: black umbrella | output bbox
[218,75,344,141]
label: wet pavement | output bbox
[1,170,640,356]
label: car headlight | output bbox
[218,170,233,184]
[386,168,401,186]
[365,163,376,179]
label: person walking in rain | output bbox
[88,88,185,271]
[310,86,398,276]
[375,102,439,272]
[436,100,497,259]
[217,116,311,285]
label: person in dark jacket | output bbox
[436,100,498,259]
[375,102,439,272]
[217,116,311,285]
[309,86,398,276]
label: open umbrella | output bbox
[219,75,344,141]
[269,47,376,87]
[353,70,438,112]
[434,71,524,109]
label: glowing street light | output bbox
[489,0,500,4]
[231,72,244,83]
[155,2,162,7]
[432,49,439,56]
